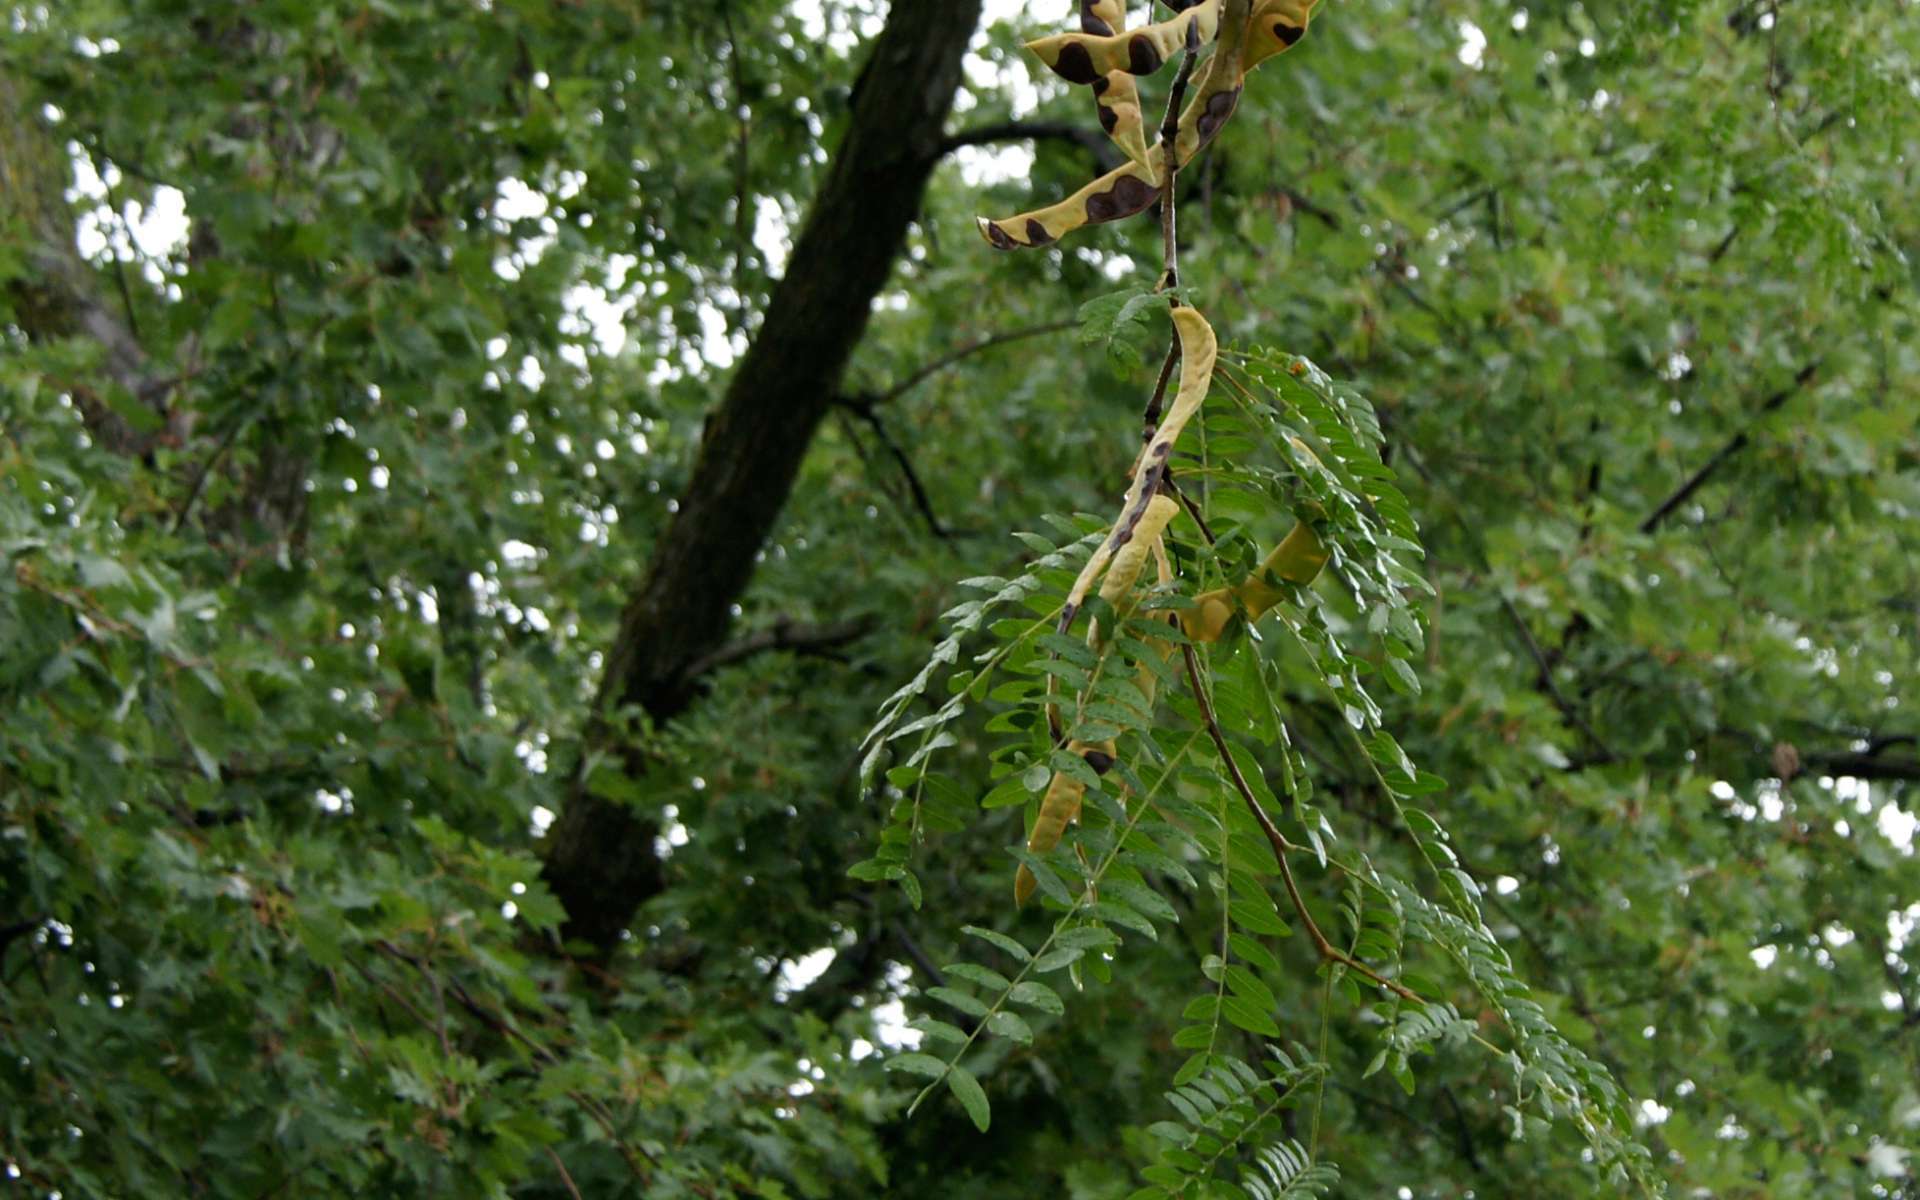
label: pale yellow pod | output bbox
[1132,534,1181,707]
[1098,494,1181,608]
[1027,0,1223,85]
[1243,0,1320,72]
[1084,0,1153,167]
[1182,520,1330,643]
[977,158,1161,250]
[1014,739,1116,906]
[1059,306,1216,629]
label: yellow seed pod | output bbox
[1059,307,1216,627]
[1098,494,1181,608]
[978,2,1256,251]
[1244,0,1320,72]
[1083,0,1152,167]
[1014,740,1115,906]
[1181,520,1330,643]
[976,158,1161,250]
[1026,0,1223,85]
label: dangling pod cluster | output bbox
[984,0,1327,906]
[976,0,1320,251]
[858,7,1657,1189]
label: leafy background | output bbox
[1,0,1917,1197]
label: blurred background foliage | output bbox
[0,0,1916,1196]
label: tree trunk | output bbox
[542,0,984,951]
[0,70,166,454]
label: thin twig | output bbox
[891,921,949,989]
[1141,338,1182,441]
[1164,473,1215,545]
[171,410,255,532]
[936,120,1119,170]
[1157,31,1204,292]
[680,614,874,682]
[544,1146,585,1200]
[1498,593,1618,763]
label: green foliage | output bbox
[1078,286,1196,371]
[860,331,1662,1191]
[1135,1049,1333,1200]
[3,1,1917,1198]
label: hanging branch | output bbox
[1639,361,1820,534]
[836,394,967,540]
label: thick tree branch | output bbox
[679,615,875,683]
[837,394,969,540]
[0,71,176,454]
[542,0,985,952]
[937,120,1120,171]
[1639,362,1820,534]
[1796,747,1920,784]
[871,319,1077,405]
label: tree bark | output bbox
[542,0,984,951]
[0,70,170,454]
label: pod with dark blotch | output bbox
[1014,738,1116,906]
[1243,0,1320,72]
[1168,0,1253,164]
[1027,0,1223,85]
[976,158,1161,250]
[1098,494,1181,610]
[1059,307,1217,623]
[978,0,1253,252]
[1084,0,1152,166]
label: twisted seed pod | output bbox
[1026,0,1223,85]
[978,0,1251,250]
[1083,0,1152,166]
[978,0,1320,251]
[1182,519,1331,643]
[1059,306,1217,632]
[1016,493,1181,907]
[1243,0,1319,71]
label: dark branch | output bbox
[890,921,948,990]
[1639,362,1820,534]
[873,319,1077,405]
[1797,748,1920,784]
[1165,473,1216,546]
[0,917,45,962]
[937,120,1119,171]
[1141,337,1181,441]
[1157,31,1203,292]
[838,394,969,540]
[680,615,875,683]
[542,1,985,951]
[1498,594,1618,763]
[1277,186,1343,230]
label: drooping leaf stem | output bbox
[1180,641,1421,1004]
